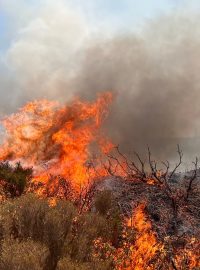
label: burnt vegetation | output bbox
[0,146,199,270]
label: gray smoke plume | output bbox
[70,12,200,162]
[1,1,200,163]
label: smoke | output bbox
[70,12,200,161]
[1,1,200,162]
[0,0,89,109]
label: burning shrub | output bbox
[159,236,200,270]
[0,183,198,269]
[119,204,163,270]
[0,93,113,192]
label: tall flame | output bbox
[0,92,113,190]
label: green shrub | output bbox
[0,162,32,198]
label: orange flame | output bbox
[0,92,114,190]
[118,204,162,270]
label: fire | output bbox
[118,204,162,270]
[127,204,162,270]
[0,93,199,269]
[116,204,200,270]
[0,92,113,190]
[171,237,200,269]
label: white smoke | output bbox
[0,0,90,109]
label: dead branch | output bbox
[148,147,163,184]
[115,145,147,181]
[78,179,97,214]
[162,160,170,178]
[107,151,129,176]
[134,151,147,178]
[114,145,135,176]
[168,145,183,181]
[101,159,117,176]
[185,157,198,200]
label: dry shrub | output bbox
[0,193,120,269]
[94,190,122,247]
[57,256,91,270]
[44,200,76,270]
[57,256,113,270]
[67,212,111,262]
[0,194,76,270]
[0,194,49,240]
[0,239,48,270]
[94,190,112,216]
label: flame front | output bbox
[0,92,113,190]
[127,205,162,270]
[117,204,162,270]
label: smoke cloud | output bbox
[70,12,200,161]
[1,1,200,162]
[0,0,90,109]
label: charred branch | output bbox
[185,157,198,200]
[168,145,183,181]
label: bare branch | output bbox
[107,154,127,175]
[162,160,170,178]
[148,147,163,184]
[185,157,198,200]
[168,144,183,181]
[133,151,147,179]
[115,146,135,175]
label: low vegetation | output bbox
[0,147,199,270]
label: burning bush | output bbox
[0,94,199,269]
[0,93,113,192]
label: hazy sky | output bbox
[0,0,199,113]
[0,0,199,51]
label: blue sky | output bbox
[80,0,177,23]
